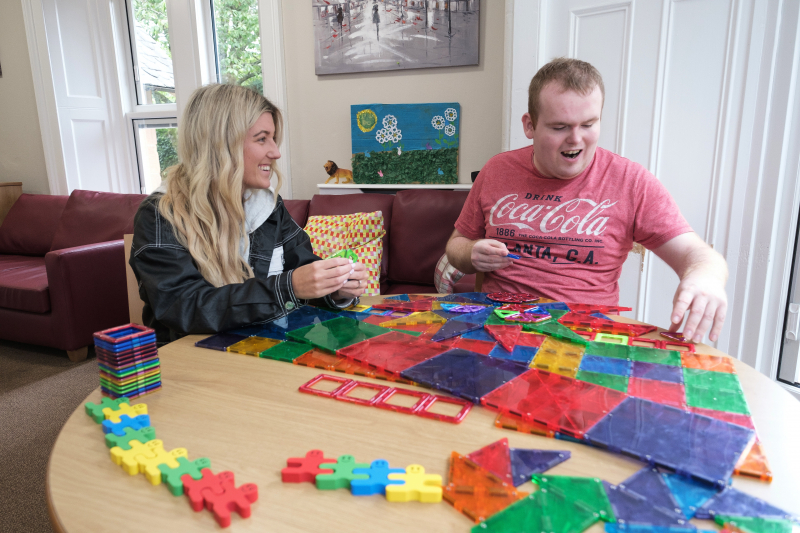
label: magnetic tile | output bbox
[547,309,570,320]
[286,317,390,353]
[195,332,247,351]
[595,333,630,345]
[632,361,685,384]
[253,306,340,340]
[400,349,529,403]
[604,481,691,528]
[683,368,750,415]
[530,337,586,377]
[680,353,736,373]
[259,340,311,362]
[522,320,589,345]
[486,292,540,303]
[471,489,600,533]
[585,341,633,360]
[661,472,719,519]
[694,487,796,521]
[576,370,629,393]
[385,294,411,301]
[489,344,538,365]
[629,346,682,366]
[619,467,685,519]
[605,524,700,533]
[461,327,496,342]
[480,369,628,439]
[451,307,495,325]
[336,331,449,375]
[466,438,512,484]
[580,355,632,377]
[444,452,527,523]
[442,292,497,305]
[226,336,282,356]
[430,320,483,342]
[509,448,570,486]
[517,332,547,348]
[716,516,800,533]
[292,348,413,384]
[371,299,435,312]
[565,303,632,314]
[591,312,612,320]
[535,302,571,312]
[734,440,772,482]
[627,377,687,409]
[533,474,616,522]
[687,407,755,429]
[378,311,447,326]
[437,337,497,355]
[585,397,755,487]
[494,412,554,438]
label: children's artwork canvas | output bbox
[351,103,459,184]
[312,0,480,75]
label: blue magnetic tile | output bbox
[446,292,498,306]
[430,320,483,342]
[605,523,699,533]
[585,397,755,488]
[661,473,718,519]
[461,327,495,342]
[331,310,371,322]
[400,348,529,403]
[535,302,570,312]
[489,344,538,365]
[252,306,339,340]
[95,334,156,352]
[621,468,685,518]
[385,294,410,301]
[509,449,570,486]
[631,361,684,384]
[592,312,613,321]
[452,307,494,324]
[604,481,693,528]
[195,332,247,351]
[694,487,796,521]
[580,355,632,377]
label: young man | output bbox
[446,58,728,343]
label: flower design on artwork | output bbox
[431,116,445,130]
[357,109,378,133]
[444,108,458,122]
[375,129,389,144]
[444,124,456,137]
[390,129,402,143]
[383,115,398,129]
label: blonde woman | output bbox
[130,84,367,344]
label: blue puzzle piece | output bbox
[430,320,483,342]
[101,413,151,436]
[661,473,719,519]
[631,361,684,384]
[604,481,692,528]
[350,459,405,496]
[509,448,571,486]
[694,487,796,521]
[579,355,632,377]
[489,344,538,365]
[621,468,685,518]
[461,327,496,342]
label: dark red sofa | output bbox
[284,189,475,295]
[0,190,146,360]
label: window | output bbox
[132,119,178,193]
[127,0,175,105]
[210,0,263,91]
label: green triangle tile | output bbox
[531,474,616,522]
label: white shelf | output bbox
[318,183,473,195]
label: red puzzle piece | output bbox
[484,325,522,352]
[202,472,259,528]
[466,438,513,484]
[281,450,336,483]
[182,468,227,512]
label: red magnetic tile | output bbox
[371,299,434,312]
[383,322,437,333]
[559,312,656,336]
[334,380,392,406]
[466,438,513,484]
[436,337,497,355]
[517,332,547,348]
[564,303,633,314]
[293,348,413,384]
[363,315,393,326]
[688,406,756,429]
[486,292,540,303]
[336,331,450,375]
[628,336,663,349]
[627,377,687,409]
[480,369,627,439]
[484,325,522,351]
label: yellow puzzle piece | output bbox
[109,438,187,484]
[110,439,157,475]
[386,464,442,503]
[103,402,148,423]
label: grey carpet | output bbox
[0,341,98,533]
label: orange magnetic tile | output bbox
[681,352,736,373]
[493,412,555,438]
[293,348,413,384]
[418,323,445,340]
[734,440,773,482]
[443,452,528,523]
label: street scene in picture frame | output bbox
[312,0,480,75]
[351,103,460,184]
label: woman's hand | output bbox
[292,258,366,300]
[332,262,368,301]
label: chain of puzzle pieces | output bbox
[83,397,258,528]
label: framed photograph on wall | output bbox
[312,0,480,75]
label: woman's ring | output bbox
[357,280,361,288]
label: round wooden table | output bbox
[47,309,800,532]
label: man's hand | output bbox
[292,258,361,300]
[446,229,514,274]
[653,233,729,343]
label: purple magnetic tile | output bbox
[430,320,483,342]
[509,448,571,486]
[631,361,684,384]
[437,294,489,305]
[694,486,796,521]
[585,397,755,488]
[604,481,693,528]
[399,348,530,403]
[620,467,685,518]
[489,344,538,365]
[195,332,248,351]
[448,305,487,313]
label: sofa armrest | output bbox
[45,240,130,351]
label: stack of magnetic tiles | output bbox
[93,324,161,399]
[84,396,258,528]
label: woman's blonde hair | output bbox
[158,84,284,287]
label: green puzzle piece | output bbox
[158,456,212,496]
[316,455,369,490]
[104,426,156,450]
[576,370,629,393]
[715,515,799,533]
[531,474,616,522]
[84,397,129,423]
[472,488,600,533]
[259,340,311,362]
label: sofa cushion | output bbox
[0,255,50,313]
[308,193,395,283]
[388,189,469,286]
[283,199,310,227]
[50,190,148,251]
[0,194,69,255]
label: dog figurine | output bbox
[324,160,354,184]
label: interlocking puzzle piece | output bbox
[661,472,718,519]
[694,486,796,521]
[619,467,685,519]
[85,397,129,423]
[316,455,370,490]
[110,439,158,475]
[329,248,359,261]
[102,413,151,435]
[484,325,522,351]
[530,337,586,377]
[509,448,570,486]
[716,515,800,533]
[603,481,691,527]
[136,440,189,484]
[103,402,148,423]
[734,440,772,482]
[532,474,616,522]
[200,472,259,528]
[182,468,228,512]
[386,464,442,503]
[281,450,336,483]
[351,459,405,496]
[444,452,527,522]
[466,438,512,485]
[159,457,211,496]
[104,426,156,450]
[471,489,600,533]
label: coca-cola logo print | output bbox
[488,194,617,236]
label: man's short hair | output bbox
[528,57,605,128]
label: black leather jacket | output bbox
[130,193,340,345]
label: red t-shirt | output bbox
[455,146,692,305]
